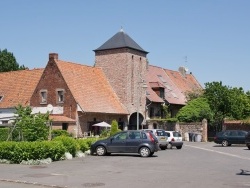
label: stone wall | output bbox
[147,119,208,142]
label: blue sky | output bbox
[1,0,250,91]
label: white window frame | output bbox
[56,89,65,103]
[40,90,48,104]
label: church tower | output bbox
[94,29,149,130]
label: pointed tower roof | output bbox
[94,29,148,54]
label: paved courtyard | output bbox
[0,141,250,188]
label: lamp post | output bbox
[136,78,148,130]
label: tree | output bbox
[0,49,27,72]
[14,105,50,141]
[176,97,213,122]
[110,120,121,136]
[203,81,250,130]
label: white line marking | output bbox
[185,144,250,161]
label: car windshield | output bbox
[156,130,166,136]
[173,132,181,137]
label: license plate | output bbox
[161,137,166,140]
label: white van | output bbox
[143,129,168,150]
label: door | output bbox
[106,132,128,153]
[227,130,238,144]
[126,131,142,153]
[237,131,247,144]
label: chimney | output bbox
[49,53,58,60]
[178,66,188,77]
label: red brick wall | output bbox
[223,122,250,131]
[30,59,77,119]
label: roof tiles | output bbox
[54,60,128,114]
[0,69,44,108]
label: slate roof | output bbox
[94,29,148,54]
[54,59,128,114]
[0,69,44,108]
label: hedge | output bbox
[0,128,9,141]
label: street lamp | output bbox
[136,80,148,130]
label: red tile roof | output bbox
[49,115,75,123]
[147,65,186,105]
[54,60,128,114]
[164,69,202,93]
[0,69,44,108]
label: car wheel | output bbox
[96,146,106,156]
[161,146,167,150]
[149,152,154,157]
[139,147,150,157]
[176,146,182,149]
[247,145,250,150]
[222,140,229,147]
[167,143,172,149]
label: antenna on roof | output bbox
[184,55,187,65]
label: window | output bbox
[0,96,3,102]
[62,123,68,130]
[114,132,127,140]
[157,75,167,83]
[159,88,165,98]
[150,107,154,117]
[57,89,65,103]
[2,120,8,124]
[40,90,47,103]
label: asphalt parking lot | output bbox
[0,141,250,188]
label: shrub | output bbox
[0,128,9,141]
[53,136,80,157]
[110,120,121,136]
[51,130,71,138]
[0,141,66,163]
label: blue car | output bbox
[214,130,248,146]
[90,130,159,157]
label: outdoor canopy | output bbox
[92,121,111,128]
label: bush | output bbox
[0,141,66,163]
[51,130,71,138]
[110,120,121,136]
[0,128,9,141]
[53,136,80,157]
[100,129,110,138]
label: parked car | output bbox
[165,131,183,149]
[245,131,250,149]
[214,130,248,146]
[90,130,159,157]
[143,129,168,150]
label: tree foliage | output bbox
[176,97,213,122]
[176,81,250,127]
[14,105,50,141]
[0,49,26,72]
[203,81,250,122]
[110,120,121,136]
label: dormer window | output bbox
[159,88,165,99]
[40,90,47,104]
[57,89,65,103]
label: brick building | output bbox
[0,29,202,136]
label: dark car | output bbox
[214,130,248,146]
[245,131,250,149]
[90,130,159,157]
